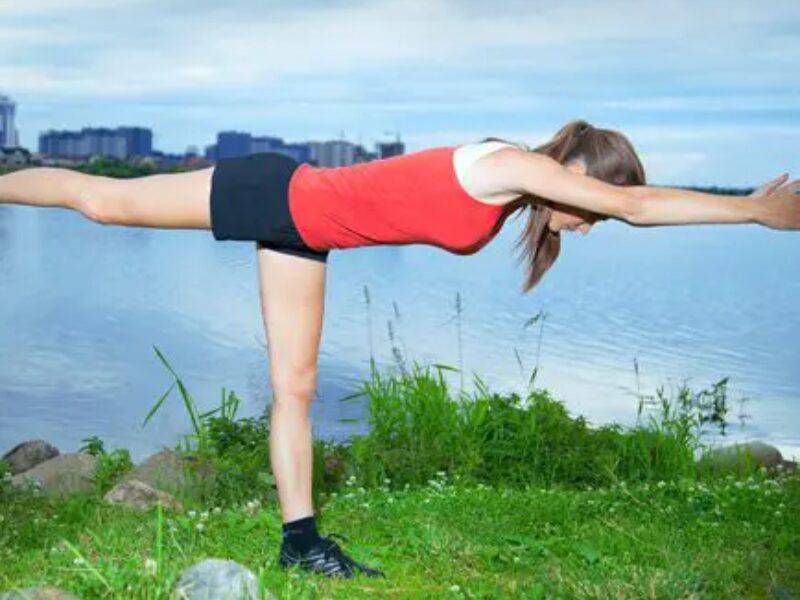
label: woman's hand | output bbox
[752,176,800,230]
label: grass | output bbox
[1,357,797,598]
[0,469,797,598]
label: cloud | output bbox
[1,0,798,184]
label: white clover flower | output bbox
[449,584,461,592]
[656,481,666,489]
[200,511,209,521]
[144,558,158,576]
[383,478,391,485]
[187,510,197,519]
[73,557,86,566]
[212,507,222,515]
[195,523,205,532]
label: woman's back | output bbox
[287,142,515,254]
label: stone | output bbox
[1,440,60,475]
[124,449,192,493]
[104,479,183,512]
[11,454,98,495]
[173,559,269,600]
[700,441,784,471]
[0,586,81,599]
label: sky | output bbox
[1,0,798,186]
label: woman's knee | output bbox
[270,368,318,405]
[78,179,130,225]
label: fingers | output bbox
[766,173,790,195]
[780,178,800,195]
[754,172,789,197]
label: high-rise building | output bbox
[0,94,19,148]
[118,127,153,157]
[38,126,153,159]
[377,141,405,159]
[308,140,356,167]
[216,131,252,160]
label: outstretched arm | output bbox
[484,147,800,230]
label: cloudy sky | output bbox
[1,0,798,185]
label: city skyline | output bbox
[25,116,406,166]
[1,1,799,185]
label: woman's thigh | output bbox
[95,167,214,229]
[256,246,327,397]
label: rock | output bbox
[104,479,183,512]
[124,449,192,493]
[700,441,784,471]
[10,453,98,495]
[2,440,60,475]
[173,559,268,600]
[0,586,81,599]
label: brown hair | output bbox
[483,119,646,293]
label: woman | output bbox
[0,120,798,578]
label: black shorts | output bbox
[209,152,329,263]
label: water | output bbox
[1,204,799,462]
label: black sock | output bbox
[282,515,322,553]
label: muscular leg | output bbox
[256,246,326,522]
[0,166,213,229]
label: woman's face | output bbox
[548,207,597,235]
[547,159,603,235]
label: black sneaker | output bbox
[278,534,385,579]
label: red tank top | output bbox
[287,146,509,255]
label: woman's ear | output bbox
[564,158,587,176]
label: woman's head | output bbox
[488,120,647,292]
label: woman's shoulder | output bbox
[453,140,524,206]
[453,140,519,177]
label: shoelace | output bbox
[321,534,385,577]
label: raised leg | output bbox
[256,246,327,522]
[0,166,213,229]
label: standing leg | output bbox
[256,246,326,523]
[257,246,383,578]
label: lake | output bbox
[1,203,798,462]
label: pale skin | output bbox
[0,148,798,525]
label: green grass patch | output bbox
[0,473,796,597]
[1,352,796,597]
